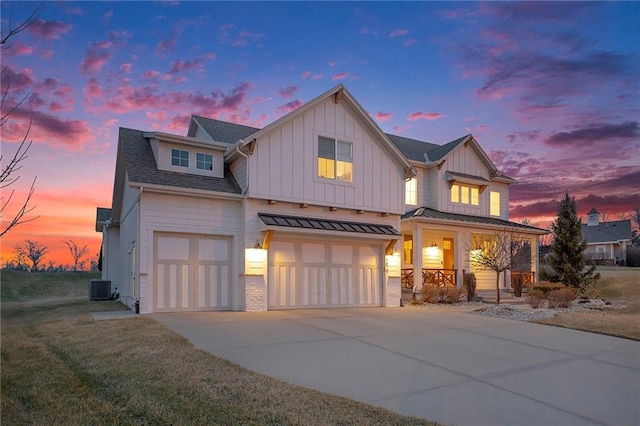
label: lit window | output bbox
[405,178,417,205]
[490,191,500,216]
[196,153,213,171]
[461,186,469,204]
[171,149,189,167]
[451,184,459,203]
[471,187,479,206]
[318,136,353,182]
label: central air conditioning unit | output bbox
[89,279,112,301]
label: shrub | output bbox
[438,286,463,304]
[531,281,564,296]
[512,274,524,297]
[528,289,546,309]
[547,288,576,308]
[463,272,477,302]
[421,285,463,304]
[421,284,438,303]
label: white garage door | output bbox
[154,233,232,312]
[268,239,382,309]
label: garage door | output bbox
[154,233,232,312]
[268,239,382,309]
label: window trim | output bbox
[196,152,213,171]
[451,183,479,206]
[316,134,354,183]
[171,149,189,167]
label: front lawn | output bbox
[1,271,436,425]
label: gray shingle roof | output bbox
[192,116,259,144]
[119,127,242,194]
[421,135,468,162]
[258,213,400,235]
[403,207,547,234]
[385,134,439,162]
[581,220,632,243]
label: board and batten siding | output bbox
[247,98,404,214]
[116,178,140,310]
[138,192,243,312]
[229,156,247,191]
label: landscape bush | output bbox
[463,272,477,301]
[528,289,546,309]
[420,285,463,304]
[547,288,577,308]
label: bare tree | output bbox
[0,2,44,236]
[64,240,89,272]
[467,228,525,304]
[628,208,640,246]
[15,239,49,272]
[1,2,43,47]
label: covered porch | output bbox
[400,209,546,294]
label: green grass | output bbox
[1,271,437,425]
[1,269,100,302]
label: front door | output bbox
[443,238,454,269]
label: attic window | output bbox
[171,149,189,167]
[318,136,353,182]
[196,153,213,171]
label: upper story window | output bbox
[171,149,189,167]
[405,178,417,205]
[451,184,479,206]
[318,136,353,182]
[490,191,500,216]
[196,153,213,171]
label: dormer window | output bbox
[196,153,213,171]
[318,136,353,182]
[171,149,189,167]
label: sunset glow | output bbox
[1,1,638,266]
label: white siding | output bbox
[156,142,225,178]
[138,192,243,313]
[229,156,247,191]
[116,179,140,309]
[248,98,404,213]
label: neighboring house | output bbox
[96,84,546,314]
[582,208,631,264]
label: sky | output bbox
[1,1,639,267]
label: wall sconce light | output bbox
[254,240,262,249]
[385,250,401,277]
[426,242,439,257]
[246,241,267,275]
[431,242,438,248]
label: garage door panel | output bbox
[154,233,232,312]
[268,239,381,309]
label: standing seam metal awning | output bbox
[258,213,400,236]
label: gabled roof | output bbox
[587,207,599,215]
[189,116,258,144]
[385,134,439,162]
[423,135,468,162]
[111,128,242,218]
[403,207,548,235]
[581,220,632,244]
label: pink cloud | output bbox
[276,99,304,115]
[311,74,324,80]
[403,39,416,47]
[167,53,215,75]
[328,60,336,67]
[39,49,54,59]
[332,72,348,81]
[390,29,409,38]
[0,66,35,93]
[375,111,393,122]
[1,107,94,151]
[219,23,264,47]
[84,78,103,98]
[300,71,311,79]
[80,49,111,74]
[143,70,161,79]
[120,63,132,73]
[27,18,71,40]
[13,42,33,56]
[278,86,298,99]
[407,111,444,121]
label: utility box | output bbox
[89,279,111,301]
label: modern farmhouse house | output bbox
[96,84,546,314]
[582,207,631,264]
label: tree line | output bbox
[3,239,100,272]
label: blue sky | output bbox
[1,1,639,263]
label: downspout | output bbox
[232,144,250,311]
[135,186,143,314]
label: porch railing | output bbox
[401,268,457,289]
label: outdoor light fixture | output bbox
[426,242,440,257]
[254,240,262,249]
[385,250,401,277]
[245,241,267,275]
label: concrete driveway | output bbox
[153,307,639,426]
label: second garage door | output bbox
[268,239,382,309]
[154,233,232,312]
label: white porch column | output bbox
[412,225,423,295]
[455,230,467,288]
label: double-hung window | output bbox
[318,136,353,182]
[405,178,417,205]
[196,153,213,171]
[490,191,500,216]
[171,149,189,167]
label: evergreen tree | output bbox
[548,193,599,290]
